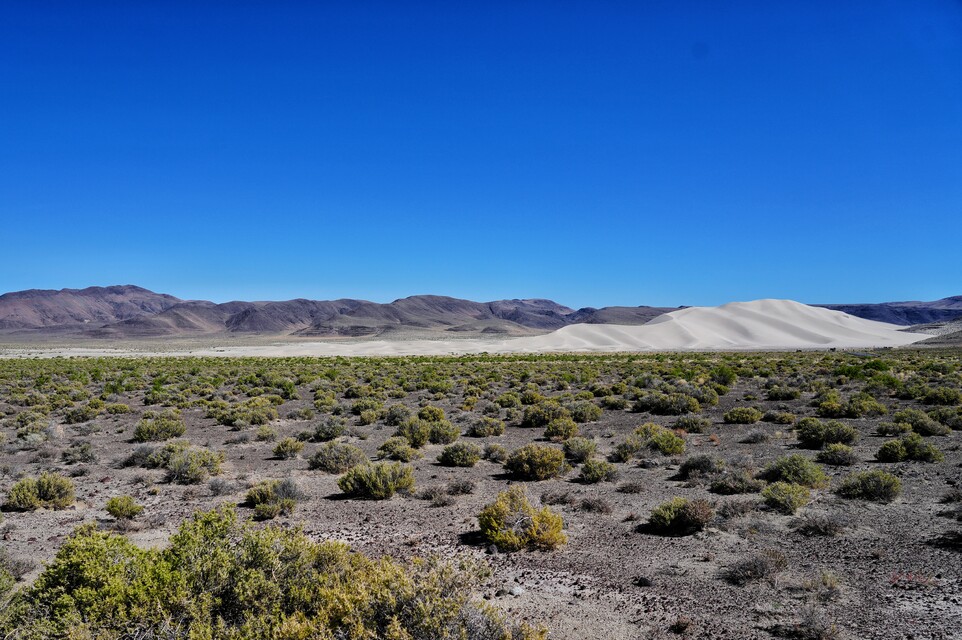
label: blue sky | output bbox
[1,1,960,308]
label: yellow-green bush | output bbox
[309,441,367,473]
[647,497,714,535]
[338,462,415,499]
[477,486,566,551]
[4,472,75,511]
[504,444,568,480]
[761,482,810,514]
[105,495,143,520]
[0,506,545,639]
[272,437,304,459]
[133,408,186,442]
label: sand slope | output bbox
[511,299,929,353]
[1,299,929,357]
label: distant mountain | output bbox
[818,296,962,326]
[2,285,958,340]
[0,285,181,331]
[0,286,664,339]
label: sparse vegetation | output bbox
[0,350,956,639]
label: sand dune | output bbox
[510,299,929,353]
[1,299,929,358]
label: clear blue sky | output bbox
[1,1,960,308]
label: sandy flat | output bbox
[0,300,931,358]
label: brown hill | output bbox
[819,296,962,326]
[0,285,181,331]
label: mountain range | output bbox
[0,285,959,340]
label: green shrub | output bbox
[710,471,765,495]
[162,444,225,484]
[893,409,950,436]
[483,443,508,463]
[105,495,143,520]
[309,442,367,473]
[255,425,278,441]
[427,420,460,444]
[816,443,857,466]
[377,436,421,462]
[674,415,712,433]
[766,386,801,401]
[4,478,40,511]
[437,442,482,467]
[62,441,96,464]
[923,386,962,406]
[795,417,858,449]
[876,432,944,463]
[578,459,618,484]
[876,438,907,462]
[5,472,75,511]
[505,444,568,480]
[678,454,724,479]
[647,497,714,535]
[876,421,912,436]
[563,437,597,463]
[465,416,505,437]
[477,486,566,551]
[311,418,346,441]
[567,400,602,423]
[383,403,413,426]
[723,407,763,424]
[763,410,796,425]
[105,403,131,415]
[207,397,278,427]
[393,419,431,448]
[133,409,186,442]
[337,462,415,499]
[357,409,379,425]
[648,428,686,455]
[351,397,383,416]
[521,402,570,428]
[632,392,700,415]
[272,437,304,459]
[761,482,810,514]
[418,405,445,422]
[836,470,901,503]
[0,505,546,639]
[601,395,628,410]
[760,455,829,488]
[64,403,99,424]
[544,416,579,441]
[245,479,300,519]
[611,423,686,460]
[495,392,522,408]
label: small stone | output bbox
[509,585,525,596]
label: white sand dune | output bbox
[0,300,931,358]
[509,299,929,353]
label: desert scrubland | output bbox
[0,349,958,638]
